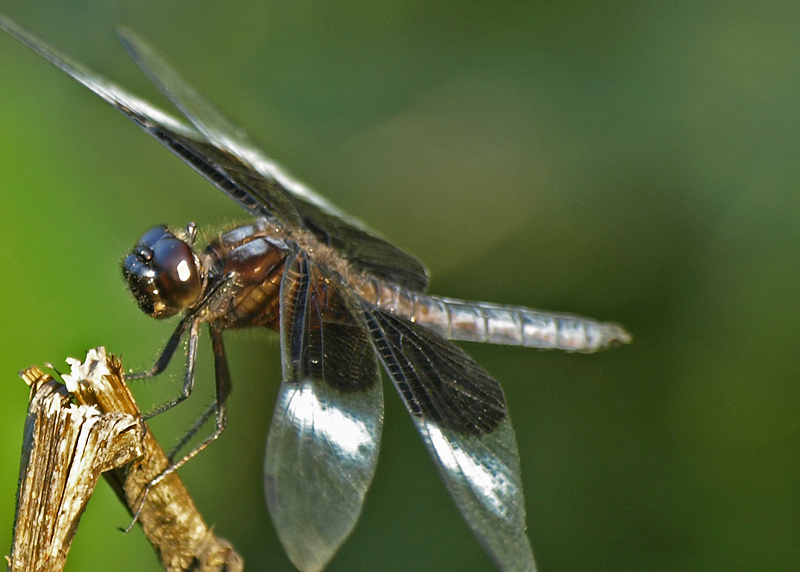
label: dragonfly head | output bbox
[123,225,203,319]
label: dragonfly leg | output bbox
[141,317,201,420]
[130,273,232,419]
[183,221,197,245]
[127,313,194,381]
[167,401,216,461]
[151,325,230,476]
[165,322,232,460]
[125,326,232,532]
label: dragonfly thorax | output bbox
[123,224,203,319]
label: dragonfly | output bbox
[0,15,631,572]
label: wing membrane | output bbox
[364,308,536,572]
[295,197,430,291]
[116,28,344,224]
[264,251,383,572]
[0,16,430,290]
[0,14,300,227]
[0,15,195,139]
[117,29,430,291]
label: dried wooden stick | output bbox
[9,347,243,572]
[8,370,142,572]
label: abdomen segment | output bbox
[355,277,631,353]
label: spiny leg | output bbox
[159,324,230,475]
[128,273,232,419]
[164,320,238,458]
[126,325,232,531]
[127,312,195,382]
[167,401,216,462]
[141,318,201,420]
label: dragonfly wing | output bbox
[364,307,536,572]
[118,29,430,291]
[116,28,346,223]
[292,197,430,291]
[0,15,200,140]
[265,251,383,572]
[0,17,429,289]
[0,15,304,227]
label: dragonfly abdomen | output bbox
[355,276,631,352]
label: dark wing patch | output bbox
[365,307,506,436]
[162,131,430,290]
[282,252,379,393]
[153,130,302,227]
[119,28,430,292]
[264,251,383,572]
[364,306,534,571]
[294,197,429,291]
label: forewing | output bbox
[117,29,430,291]
[0,15,198,140]
[294,198,430,291]
[264,251,383,572]
[364,308,536,572]
[0,14,301,227]
[0,16,430,289]
[116,28,336,220]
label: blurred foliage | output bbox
[1,1,799,571]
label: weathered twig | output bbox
[8,347,243,572]
[8,367,143,572]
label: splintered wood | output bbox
[9,369,142,572]
[8,348,243,572]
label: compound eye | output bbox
[123,226,203,319]
[137,225,171,249]
[151,238,202,311]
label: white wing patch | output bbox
[282,381,374,460]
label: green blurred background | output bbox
[1,1,798,571]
